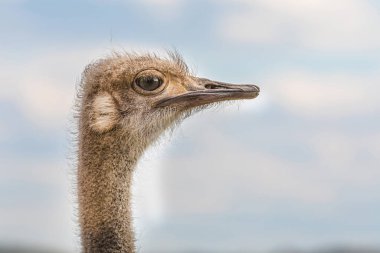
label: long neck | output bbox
[78,129,144,253]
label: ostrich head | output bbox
[80,52,259,145]
[77,52,260,252]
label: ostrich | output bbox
[76,52,260,253]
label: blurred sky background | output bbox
[1,0,380,252]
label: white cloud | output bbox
[155,108,380,218]
[0,46,107,128]
[219,0,380,51]
[265,70,379,118]
[160,124,336,215]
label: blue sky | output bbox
[1,0,380,252]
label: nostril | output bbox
[205,84,217,89]
[205,84,228,89]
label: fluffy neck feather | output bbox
[78,128,146,253]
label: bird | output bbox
[76,51,260,253]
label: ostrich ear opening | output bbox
[90,92,120,133]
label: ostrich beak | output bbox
[155,78,260,108]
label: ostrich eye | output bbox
[135,76,163,91]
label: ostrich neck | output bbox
[78,129,146,253]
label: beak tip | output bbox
[243,84,260,98]
[251,84,260,93]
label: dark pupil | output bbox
[136,76,162,91]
